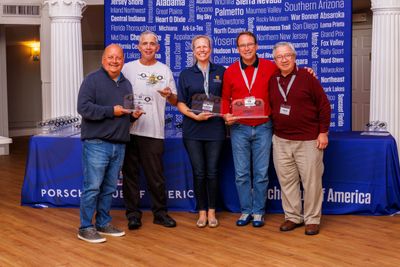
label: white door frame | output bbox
[0,25,10,155]
[352,24,372,131]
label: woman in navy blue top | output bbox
[177,35,226,228]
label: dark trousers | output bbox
[122,135,167,220]
[183,139,224,210]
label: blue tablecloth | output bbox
[21,132,400,215]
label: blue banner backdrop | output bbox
[105,0,352,134]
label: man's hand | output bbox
[316,132,329,150]
[113,105,130,117]
[131,110,145,119]
[157,87,172,98]
[223,113,238,126]
[304,67,317,79]
[158,87,177,106]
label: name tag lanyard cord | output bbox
[198,62,210,98]
[240,63,259,95]
[277,74,296,102]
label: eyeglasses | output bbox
[274,53,294,61]
[238,42,256,49]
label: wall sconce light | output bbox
[30,42,40,61]
[23,41,40,61]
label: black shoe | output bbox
[153,214,176,228]
[128,217,142,230]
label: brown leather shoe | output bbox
[305,224,320,235]
[279,220,303,231]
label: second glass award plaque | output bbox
[188,93,222,116]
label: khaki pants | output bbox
[272,135,324,225]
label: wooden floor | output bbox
[1,137,400,267]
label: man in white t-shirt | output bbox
[122,31,178,229]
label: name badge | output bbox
[202,100,214,112]
[280,104,291,115]
[244,96,256,107]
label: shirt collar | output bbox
[101,67,124,81]
[240,55,259,69]
[193,61,216,72]
[279,64,298,78]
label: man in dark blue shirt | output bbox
[77,44,143,243]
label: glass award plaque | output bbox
[36,116,81,137]
[188,93,222,116]
[231,98,269,119]
[360,121,390,136]
[123,94,135,112]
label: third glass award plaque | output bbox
[231,97,269,119]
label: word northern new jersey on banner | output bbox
[105,0,352,134]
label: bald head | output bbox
[102,44,124,80]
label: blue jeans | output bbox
[230,121,273,215]
[183,139,224,210]
[80,139,125,229]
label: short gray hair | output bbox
[139,30,159,44]
[272,42,297,58]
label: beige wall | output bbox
[82,5,104,75]
[6,25,42,130]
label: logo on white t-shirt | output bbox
[134,94,154,109]
[137,72,165,86]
